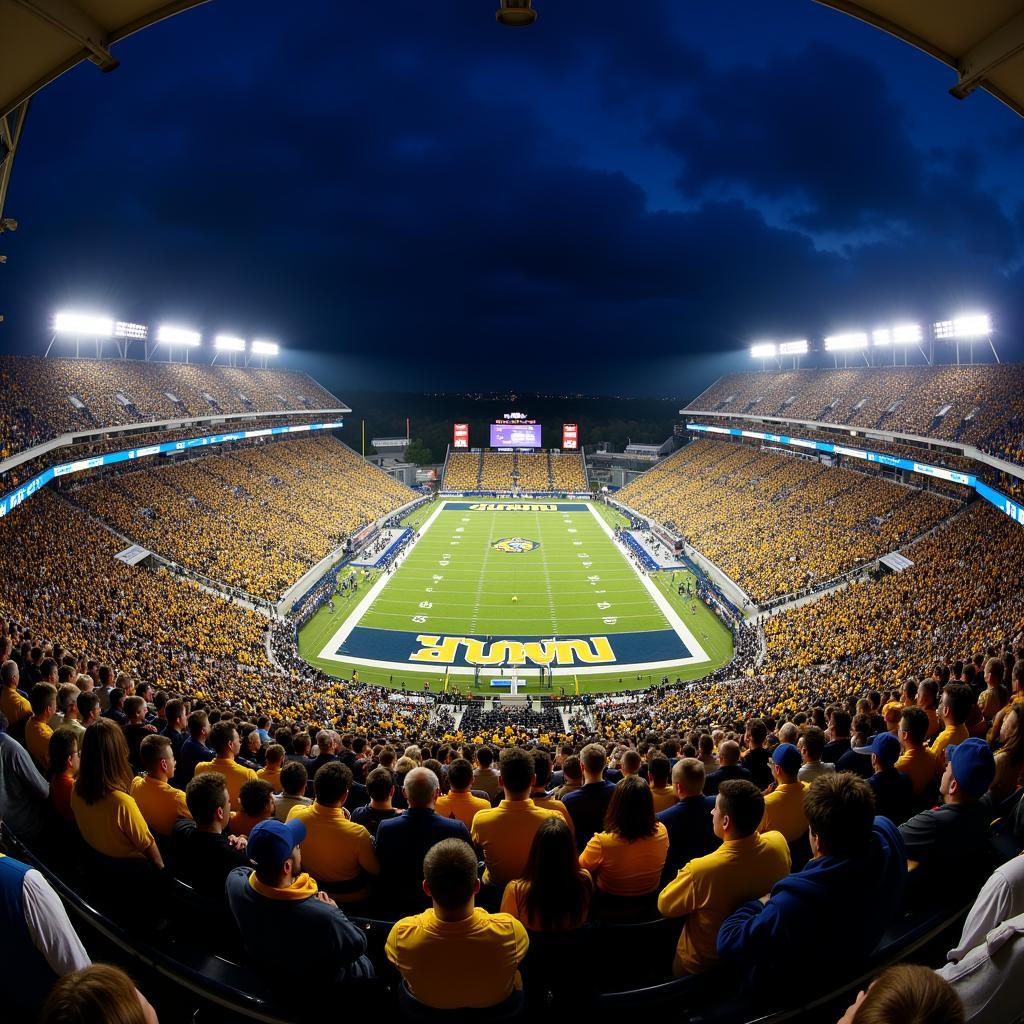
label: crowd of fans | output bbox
[0,355,342,460]
[618,439,956,604]
[478,451,515,490]
[688,364,1024,466]
[69,436,413,602]
[441,451,481,490]
[441,450,588,492]
[549,450,588,490]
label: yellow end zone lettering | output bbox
[467,503,558,512]
[409,634,616,667]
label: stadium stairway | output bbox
[545,449,554,488]
[474,449,484,489]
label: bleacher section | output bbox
[0,355,342,460]
[69,435,413,602]
[617,438,957,604]
[441,450,483,490]
[442,448,588,493]
[687,364,1024,466]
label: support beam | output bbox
[0,98,30,241]
[11,0,118,72]
[951,11,1024,100]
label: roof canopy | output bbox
[815,1,1024,116]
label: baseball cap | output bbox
[853,732,902,768]
[946,738,996,800]
[247,818,306,871]
[771,742,802,777]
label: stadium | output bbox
[0,2,1023,1023]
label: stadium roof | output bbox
[815,1,1024,117]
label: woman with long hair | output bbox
[71,719,163,867]
[990,703,1024,805]
[579,775,668,897]
[42,964,159,1024]
[500,816,592,932]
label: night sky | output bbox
[2,1,1023,399]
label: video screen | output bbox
[490,422,541,448]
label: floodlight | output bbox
[156,325,201,346]
[952,314,991,338]
[892,323,921,344]
[215,335,246,352]
[54,311,114,337]
[872,328,892,346]
[251,340,279,356]
[824,332,868,352]
[778,340,808,355]
[750,342,776,359]
[114,321,148,339]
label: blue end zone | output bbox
[336,626,692,668]
[441,502,590,511]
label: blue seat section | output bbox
[336,626,691,666]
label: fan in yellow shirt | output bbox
[930,683,972,773]
[895,708,938,797]
[758,744,809,842]
[25,683,57,772]
[387,838,528,1011]
[0,660,30,726]
[130,733,191,836]
[435,758,490,829]
[193,722,258,811]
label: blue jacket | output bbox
[562,780,616,851]
[658,795,719,874]
[374,808,471,913]
[717,816,906,988]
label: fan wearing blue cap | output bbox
[852,733,914,826]
[224,819,374,992]
[898,737,997,903]
[757,744,809,842]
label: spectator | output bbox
[225,819,373,994]
[552,754,583,800]
[350,766,400,836]
[918,680,942,741]
[658,757,719,876]
[989,704,1024,805]
[945,853,1024,964]
[434,757,489,829]
[122,695,156,774]
[647,754,677,812]
[472,745,501,803]
[0,711,50,842]
[25,682,57,772]
[932,684,974,774]
[161,698,188,760]
[562,743,616,850]
[0,849,91,1017]
[172,772,250,904]
[255,743,285,792]
[718,773,905,989]
[385,838,528,1011]
[823,710,853,764]
[0,660,29,727]
[286,762,378,899]
[376,766,470,914]
[658,779,790,976]
[273,762,311,823]
[895,707,938,800]
[41,964,158,1024]
[173,711,214,791]
[704,740,753,796]
[797,727,835,784]
[47,726,80,822]
[71,719,163,869]
[528,750,574,832]
[837,964,963,1024]
[472,748,562,887]
[229,779,276,837]
[580,775,668,899]
[836,715,874,778]
[68,692,98,743]
[500,816,593,931]
[130,733,190,838]
[758,743,809,842]
[899,738,996,900]
[52,683,80,732]
[857,732,914,825]
[741,719,773,790]
[102,687,127,727]
[193,722,258,811]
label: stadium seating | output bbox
[442,451,482,490]
[68,435,413,602]
[617,438,957,604]
[687,364,1024,466]
[442,449,587,492]
[0,355,342,460]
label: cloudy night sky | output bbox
[2,0,1023,399]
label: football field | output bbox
[298,500,734,693]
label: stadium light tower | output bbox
[152,324,201,363]
[249,339,279,369]
[496,0,537,26]
[48,310,114,359]
[778,339,808,369]
[872,322,923,366]
[213,334,246,367]
[824,331,869,369]
[750,342,777,371]
[933,313,995,365]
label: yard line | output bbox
[534,509,559,633]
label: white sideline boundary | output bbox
[315,500,712,676]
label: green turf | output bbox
[297,501,734,693]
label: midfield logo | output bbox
[492,537,540,553]
[409,635,616,667]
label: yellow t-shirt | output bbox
[25,718,53,771]
[471,799,562,887]
[257,764,282,792]
[435,790,491,830]
[650,785,678,814]
[930,723,969,772]
[193,756,258,811]
[895,746,938,795]
[386,908,528,1009]
[130,775,191,836]
[0,686,31,726]
[758,781,809,842]
[658,831,791,975]
[71,786,154,859]
[579,823,669,896]
[500,873,593,931]
[286,802,379,885]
